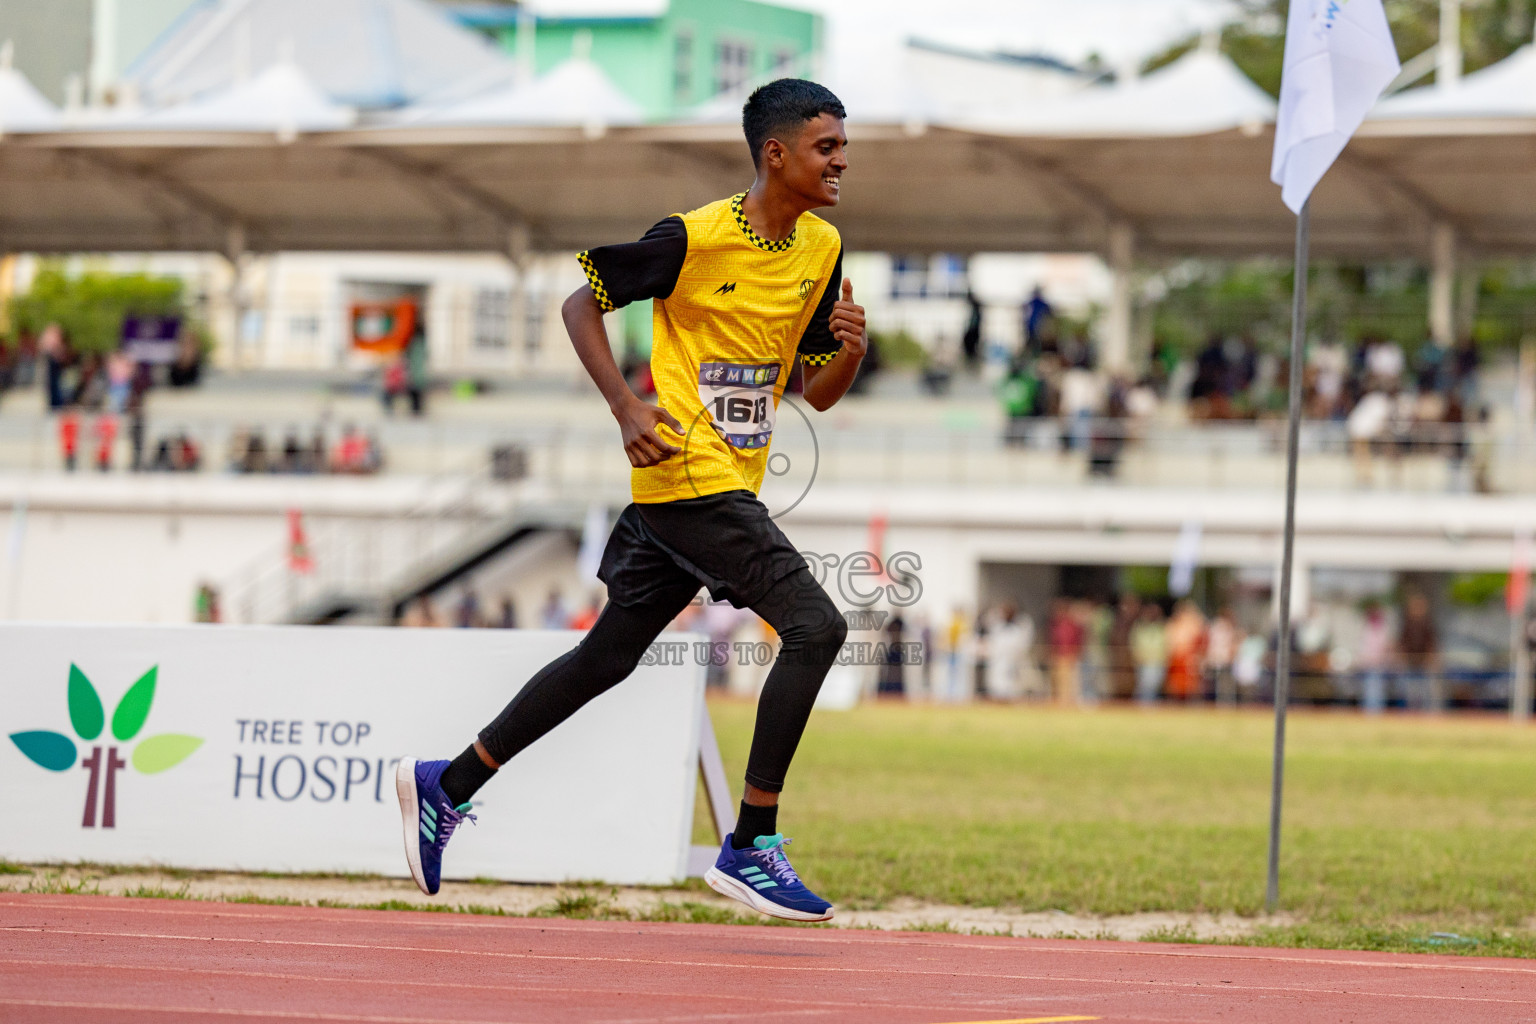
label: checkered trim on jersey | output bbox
[577,250,615,312]
[801,350,838,367]
[730,192,796,253]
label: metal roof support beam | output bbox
[67,150,242,248]
[347,147,543,246]
[971,138,1133,232]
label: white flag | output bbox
[1270,0,1401,214]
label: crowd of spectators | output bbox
[227,424,383,476]
[919,589,1453,712]
[985,284,1493,488]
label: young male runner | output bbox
[396,79,865,922]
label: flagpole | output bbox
[1265,198,1310,914]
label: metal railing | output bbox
[3,410,1532,495]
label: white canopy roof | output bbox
[126,64,355,136]
[0,63,60,134]
[125,0,517,109]
[1,38,1531,261]
[961,48,1275,137]
[400,58,642,132]
[1373,43,1536,121]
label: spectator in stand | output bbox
[1131,602,1168,705]
[961,290,983,369]
[1365,336,1404,389]
[92,414,117,472]
[1450,335,1480,404]
[1206,607,1239,705]
[401,595,441,628]
[331,424,370,474]
[41,325,69,410]
[242,429,270,474]
[1058,360,1102,455]
[1311,337,1348,419]
[1347,387,1392,487]
[1108,593,1142,700]
[1397,591,1440,711]
[1048,598,1086,705]
[495,596,517,629]
[1164,600,1207,701]
[983,604,1031,701]
[1080,599,1112,705]
[1088,378,1130,478]
[105,351,133,415]
[194,583,222,624]
[1023,286,1054,357]
[568,596,601,631]
[168,331,203,387]
[878,612,906,697]
[59,409,80,471]
[1233,631,1266,702]
[943,606,975,702]
[1189,334,1231,419]
[540,589,569,630]
[1357,601,1391,714]
[364,429,385,474]
[382,356,408,415]
[404,325,429,416]
[454,589,482,628]
[278,430,304,473]
[1412,335,1445,394]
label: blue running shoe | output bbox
[395,757,475,896]
[704,833,833,922]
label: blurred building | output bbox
[448,0,823,119]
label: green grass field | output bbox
[704,699,1536,955]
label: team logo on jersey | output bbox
[713,282,737,296]
[798,279,818,300]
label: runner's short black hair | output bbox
[742,79,846,168]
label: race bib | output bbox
[697,362,781,450]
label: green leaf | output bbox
[111,666,158,741]
[68,664,103,740]
[9,731,77,771]
[132,734,202,774]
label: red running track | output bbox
[3,894,1535,1023]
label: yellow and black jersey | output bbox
[578,192,843,504]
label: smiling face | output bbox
[761,112,848,209]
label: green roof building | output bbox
[449,0,824,120]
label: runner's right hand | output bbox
[614,397,684,467]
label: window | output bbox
[673,30,693,102]
[714,38,753,95]
[890,256,929,300]
[771,47,797,76]
[890,255,968,300]
[473,289,509,350]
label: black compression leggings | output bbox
[477,566,848,793]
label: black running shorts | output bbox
[598,490,809,609]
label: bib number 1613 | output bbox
[711,396,769,425]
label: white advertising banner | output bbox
[0,625,708,885]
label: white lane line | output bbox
[2,927,1533,1007]
[0,956,1009,1019]
[3,897,1533,979]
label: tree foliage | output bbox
[6,265,185,355]
[1150,0,1536,96]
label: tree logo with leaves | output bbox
[8,665,203,828]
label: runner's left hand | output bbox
[829,279,867,357]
